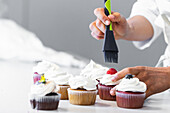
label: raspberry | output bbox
[107,68,117,75]
[34,72,38,74]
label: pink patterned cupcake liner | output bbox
[116,91,145,109]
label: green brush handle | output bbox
[104,0,113,31]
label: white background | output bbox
[3,0,167,70]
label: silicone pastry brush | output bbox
[103,0,119,63]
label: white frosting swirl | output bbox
[80,60,109,80]
[53,74,73,85]
[33,60,67,79]
[68,76,97,90]
[33,60,60,74]
[30,81,56,96]
[116,77,147,92]
[45,68,66,79]
[100,74,121,85]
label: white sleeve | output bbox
[130,0,162,50]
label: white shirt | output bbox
[130,0,170,67]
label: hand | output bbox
[110,66,170,99]
[89,8,130,40]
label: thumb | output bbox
[145,90,153,99]
[108,12,126,24]
[110,86,117,96]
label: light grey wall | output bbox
[5,0,166,70]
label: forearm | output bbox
[166,67,170,88]
[123,16,154,41]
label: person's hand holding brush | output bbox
[89,8,154,41]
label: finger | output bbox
[96,19,106,33]
[108,12,126,24]
[91,32,104,40]
[145,90,153,99]
[89,21,96,31]
[94,8,110,25]
[111,67,141,82]
[89,21,104,36]
[110,87,116,96]
[144,79,156,99]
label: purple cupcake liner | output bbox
[98,84,116,101]
[116,91,145,109]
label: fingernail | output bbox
[109,15,115,19]
[110,90,114,95]
[111,77,116,81]
[105,20,110,25]
[111,74,117,81]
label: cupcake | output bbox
[29,75,60,110]
[33,60,71,100]
[54,74,73,100]
[68,76,97,105]
[98,68,120,101]
[116,74,147,109]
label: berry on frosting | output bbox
[107,68,117,75]
[33,73,41,84]
[34,72,38,74]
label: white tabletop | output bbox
[0,60,170,113]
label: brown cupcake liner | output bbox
[67,88,97,105]
[56,85,70,100]
[98,84,116,101]
[29,94,60,110]
[116,91,145,109]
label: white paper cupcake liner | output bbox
[67,88,97,105]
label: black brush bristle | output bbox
[103,30,119,63]
[104,51,118,63]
